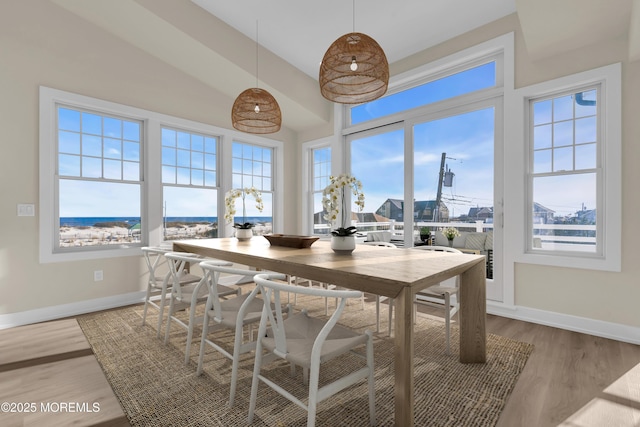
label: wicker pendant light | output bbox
[319,1,389,104]
[232,88,281,134]
[232,22,281,134]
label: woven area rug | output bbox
[77,293,533,427]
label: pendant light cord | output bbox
[352,0,355,32]
[255,20,259,88]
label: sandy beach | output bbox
[59,223,272,247]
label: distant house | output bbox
[574,208,596,224]
[533,202,555,224]
[467,207,493,222]
[313,210,391,225]
[352,212,391,223]
[375,199,449,222]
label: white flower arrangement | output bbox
[442,226,460,241]
[321,173,365,236]
[224,187,264,229]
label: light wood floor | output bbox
[485,313,640,427]
[2,303,638,427]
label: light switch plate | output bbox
[17,204,35,217]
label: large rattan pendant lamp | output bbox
[319,0,389,104]
[232,21,281,134]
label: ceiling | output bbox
[51,0,638,135]
[191,0,518,79]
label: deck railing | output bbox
[314,220,596,251]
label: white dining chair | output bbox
[389,245,462,354]
[195,261,276,407]
[163,252,239,364]
[361,241,398,333]
[141,246,200,337]
[248,273,376,427]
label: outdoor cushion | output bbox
[465,232,487,250]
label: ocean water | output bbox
[60,217,272,227]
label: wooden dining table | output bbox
[173,237,487,427]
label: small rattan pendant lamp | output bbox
[319,0,389,104]
[232,21,281,134]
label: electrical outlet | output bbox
[94,270,103,281]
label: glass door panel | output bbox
[349,127,405,241]
[413,107,498,294]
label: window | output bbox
[511,63,621,271]
[57,106,142,250]
[40,87,283,262]
[231,142,274,236]
[311,146,331,235]
[161,127,218,240]
[350,60,496,125]
[529,89,598,253]
[345,59,500,250]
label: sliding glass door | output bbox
[348,102,503,301]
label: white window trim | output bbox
[40,86,283,263]
[223,138,281,237]
[505,63,621,272]
[301,137,333,235]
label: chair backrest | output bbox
[141,246,169,285]
[199,261,260,324]
[253,273,362,361]
[412,245,462,254]
[361,241,397,248]
[164,252,207,298]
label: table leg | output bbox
[459,259,487,363]
[394,286,414,426]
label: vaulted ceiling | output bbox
[51,0,638,136]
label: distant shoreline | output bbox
[58,221,273,247]
[60,216,273,227]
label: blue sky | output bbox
[350,107,495,218]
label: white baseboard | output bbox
[0,276,251,330]
[487,300,640,345]
[0,291,146,330]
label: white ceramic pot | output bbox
[235,228,253,241]
[330,235,356,254]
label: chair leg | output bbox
[164,296,175,344]
[196,311,211,376]
[387,298,393,337]
[248,340,265,423]
[366,330,376,426]
[444,292,451,355]
[228,326,245,407]
[375,296,380,333]
[141,285,152,326]
[156,285,169,338]
[306,363,321,427]
[184,300,198,365]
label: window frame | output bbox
[55,105,144,252]
[227,140,276,236]
[509,63,621,271]
[301,138,333,236]
[40,86,283,263]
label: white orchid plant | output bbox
[321,173,365,236]
[224,187,264,229]
[442,226,460,241]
